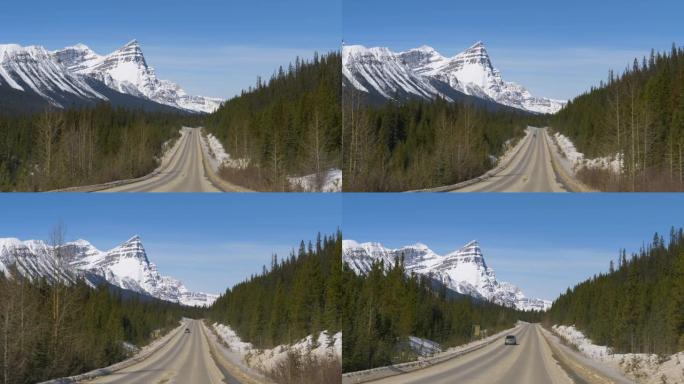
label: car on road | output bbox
[504,335,517,345]
[185,328,190,334]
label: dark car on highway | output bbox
[185,328,190,334]
[504,335,517,345]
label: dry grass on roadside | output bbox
[577,167,684,192]
[265,350,341,384]
[218,165,277,191]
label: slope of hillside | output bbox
[546,228,684,355]
[551,44,684,191]
[205,52,341,191]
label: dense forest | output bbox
[343,91,548,191]
[0,271,201,384]
[552,44,684,191]
[0,104,192,191]
[545,228,684,355]
[205,52,341,191]
[208,232,342,348]
[208,232,341,384]
[342,256,541,372]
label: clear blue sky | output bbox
[344,0,684,100]
[0,194,340,295]
[1,0,341,99]
[343,193,684,302]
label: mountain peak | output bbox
[343,41,565,114]
[415,45,437,53]
[462,239,480,249]
[126,234,142,242]
[469,41,485,49]
[66,43,92,52]
[124,39,139,47]
[343,239,551,311]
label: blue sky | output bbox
[343,193,684,301]
[0,194,340,294]
[344,0,684,100]
[1,0,340,99]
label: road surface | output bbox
[367,323,573,384]
[87,320,244,384]
[454,127,569,192]
[101,128,223,192]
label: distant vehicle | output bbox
[505,335,517,345]
[184,328,190,334]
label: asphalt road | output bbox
[368,323,573,384]
[454,127,569,192]
[87,320,244,384]
[101,128,222,192]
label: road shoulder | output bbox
[539,326,632,384]
[201,321,271,384]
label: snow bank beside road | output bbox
[202,132,250,171]
[288,168,342,192]
[407,336,441,356]
[212,322,341,373]
[553,132,622,173]
[553,324,684,384]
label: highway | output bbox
[367,324,573,384]
[87,320,247,384]
[453,127,570,192]
[100,128,227,192]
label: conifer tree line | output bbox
[0,270,202,384]
[0,104,192,191]
[545,228,684,355]
[552,44,684,191]
[343,91,548,191]
[205,52,341,191]
[208,231,342,349]
[342,256,541,372]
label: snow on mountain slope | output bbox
[342,45,451,102]
[0,237,81,284]
[0,43,106,107]
[343,41,565,114]
[52,40,222,113]
[0,236,217,306]
[343,239,550,311]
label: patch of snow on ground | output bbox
[202,132,249,171]
[288,168,342,192]
[553,132,622,173]
[407,336,441,356]
[212,323,254,355]
[212,322,341,373]
[553,324,684,384]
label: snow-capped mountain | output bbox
[52,40,222,113]
[0,44,107,108]
[0,236,217,307]
[0,40,221,113]
[343,239,550,311]
[343,41,565,114]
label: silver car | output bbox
[505,335,517,345]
